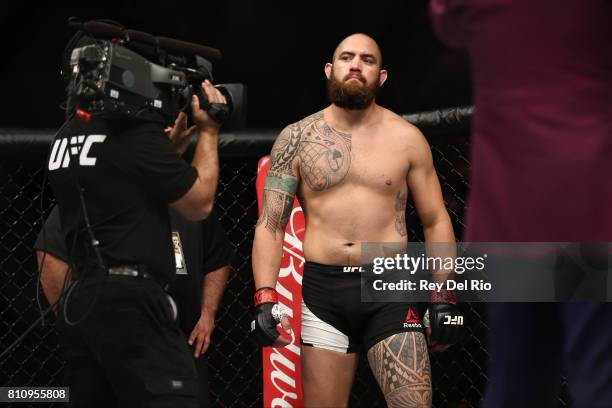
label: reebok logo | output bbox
[48,134,107,171]
[405,307,420,323]
[403,307,422,329]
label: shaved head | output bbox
[332,33,382,67]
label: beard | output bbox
[326,70,380,110]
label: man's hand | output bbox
[165,112,196,155]
[252,287,292,348]
[36,251,71,315]
[424,302,465,352]
[192,80,227,133]
[166,80,227,153]
[188,311,215,358]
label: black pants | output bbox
[483,303,612,408]
[193,353,210,407]
[57,276,198,408]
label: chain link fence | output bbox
[0,110,567,407]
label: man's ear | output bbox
[379,69,388,86]
[324,63,332,80]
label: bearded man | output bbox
[252,33,462,407]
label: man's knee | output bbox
[302,345,358,407]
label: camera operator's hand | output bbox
[192,80,227,133]
[165,112,196,155]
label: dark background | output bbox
[0,6,478,406]
[0,3,471,128]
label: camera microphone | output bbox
[75,20,223,62]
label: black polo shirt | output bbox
[47,117,197,284]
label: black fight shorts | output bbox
[301,262,425,353]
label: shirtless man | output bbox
[252,33,462,407]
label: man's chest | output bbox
[347,139,408,189]
[298,129,408,192]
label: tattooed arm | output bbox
[252,124,302,289]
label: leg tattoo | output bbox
[367,332,432,407]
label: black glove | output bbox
[252,287,283,346]
[426,302,465,344]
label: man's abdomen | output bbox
[302,193,407,265]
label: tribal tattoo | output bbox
[257,112,352,237]
[298,114,351,191]
[367,332,432,408]
[257,124,301,237]
[395,191,408,237]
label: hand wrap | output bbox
[252,287,284,346]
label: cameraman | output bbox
[34,205,232,407]
[46,77,226,407]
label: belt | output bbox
[107,265,153,279]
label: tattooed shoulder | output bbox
[297,111,352,192]
[269,123,302,175]
[257,111,354,236]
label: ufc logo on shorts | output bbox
[443,315,464,325]
[343,266,364,272]
[48,134,107,171]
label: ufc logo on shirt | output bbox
[48,135,107,171]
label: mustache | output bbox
[343,73,366,83]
